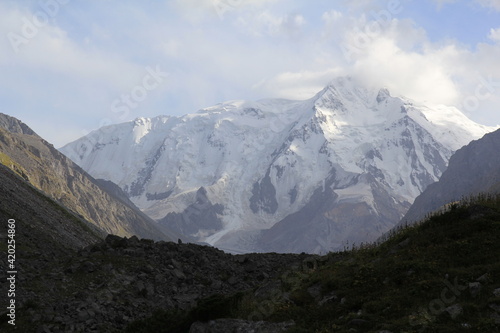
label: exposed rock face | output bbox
[158,187,224,239]
[258,173,409,253]
[0,163,102,250]
[401,128,500,225]
[0,113,175,241]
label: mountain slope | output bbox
[0,113,175,241]
[401,128,500,225]
[0,163,103,251]
[60,77,496,253]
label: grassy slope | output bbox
[128,195,500,332]
[273,196,500,332]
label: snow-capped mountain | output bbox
[60,77,496,253]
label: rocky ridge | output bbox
[0,113,176,241]
[400,128,500,225]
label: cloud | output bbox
[351,37,461,106]
[172,0,282,21]
[433,0,500,11]
[475,0,500,11]
[252,68,344,100]
[0,2,161,146]
[432,0,458,10]
[235,11,306,37]
[489,27,500,41]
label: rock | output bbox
[490,304,500,324]
[468,282,482,298]
[227,276,238,285]
[318,292,338,306]
[490,304,500,312]
[307,283,322,300]
[105,234,128,248]
[145,283,155,298]
[211,280,222,290]
[79,261,96,273]
[173,269,186,280]
[476,273,489,283]
[244,262,258,273]
[254,281,283,302]
[445,304,463,319]
[78,310,90,321]
[135,281,145,294]
[171,259,183,270]
[493,288,500,298]
[236,255,249,264]
[348,318,369,328]
[127,235,140,247]
[189,319,295,333]
[398,238,411,247]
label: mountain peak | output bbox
[60,81,496,254]
[314,77,392,113]
[376,87,391,103]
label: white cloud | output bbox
[351,38,461,106]
[475,0,500,11]
[433,0,500,10]
[489,27,500,42]
[173,0,282,21]
[236,11,306,37]
[322,10,343,23]
[252,68,343,100]
[432,0,458,9]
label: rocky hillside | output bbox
[0,163,102,251]
[401,128,500,225]
[0,113,177,241]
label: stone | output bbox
[78,310,90,321]
[307,283,322,300]
[227,276,238,285]
[173,269,186,280]
[445,304,463,319]
[189,319,295,333]
[476,273,489,283]
[318,292,338,306]
[105,234,128,248]
[468,282,481,298]
[348,319,369,327]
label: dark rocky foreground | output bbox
[1,231,313,332]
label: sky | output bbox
[1,0,500,148]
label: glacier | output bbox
[61,77,496,253]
